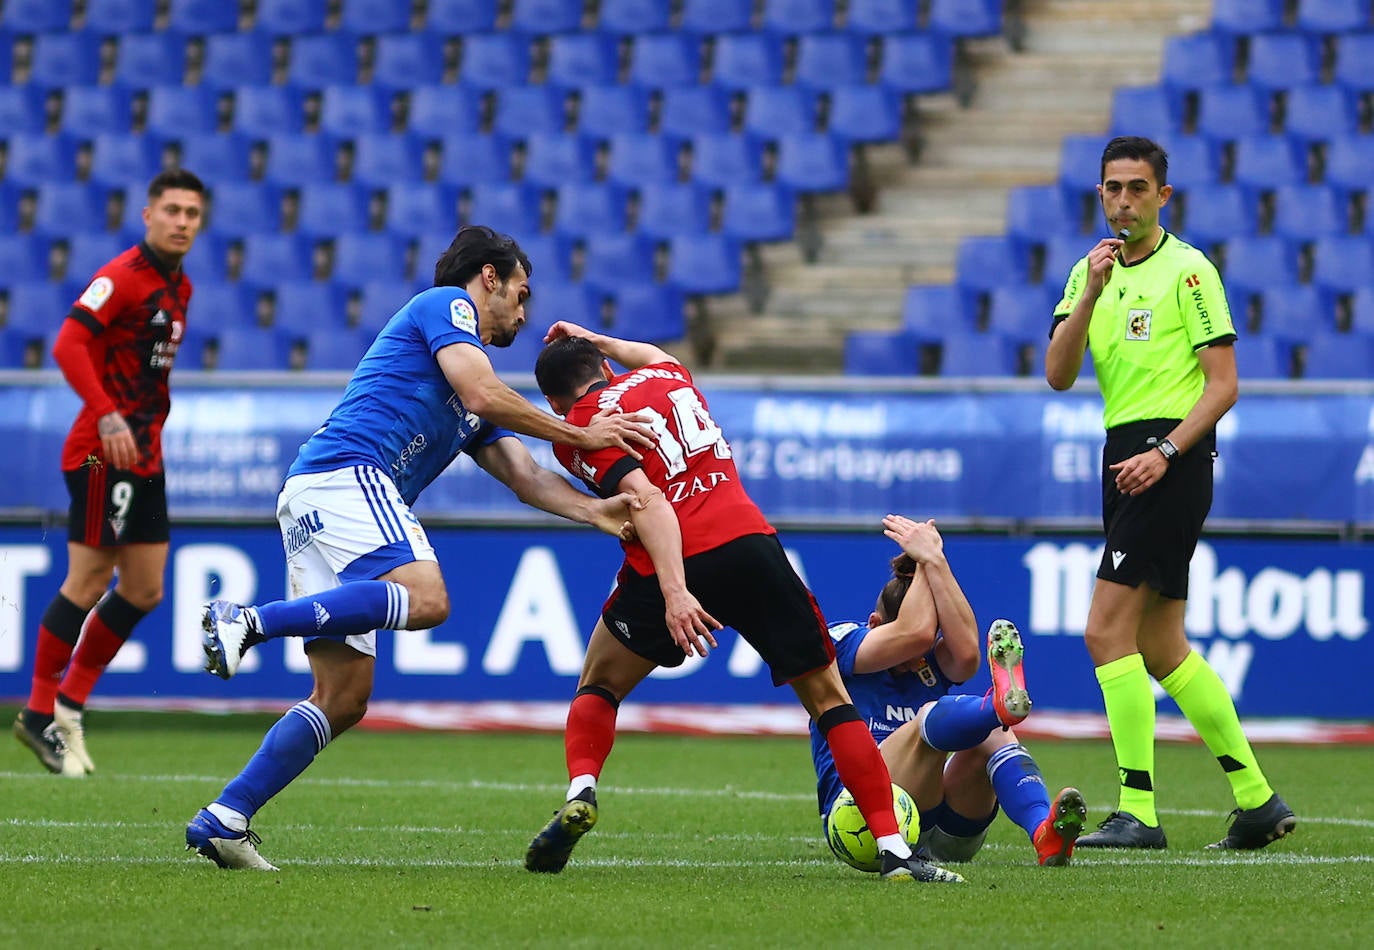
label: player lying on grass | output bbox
[812,515,1086,868]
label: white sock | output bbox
[876,833,911,859]
[566,774,597,801]
[206,802,248,833]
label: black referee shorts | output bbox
[1098,418,1214,600]
[602,532,835,686]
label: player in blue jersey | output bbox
[811,514,1087,868]
[184,226,656,870]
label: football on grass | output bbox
[824,783,918,872]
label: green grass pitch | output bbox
[4,710,1371,948]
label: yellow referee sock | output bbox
[1096,653,1159,827]
[1160,651,1273,811]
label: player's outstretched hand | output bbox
[580,407,657,460]
[663,589,720,658]
[593,491,643,541]
[543,320,596,344]
[97,411,139,470]
[882,514,943,564]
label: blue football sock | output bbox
[986,743,1051,842]
[920,693,1001,751]
[217,701,333,819]
[255,580,409,640]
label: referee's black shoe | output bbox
[1075,811,1167,849]
[1206,793,1296,850]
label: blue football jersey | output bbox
[287,287,513,505]
[809,620,959,821]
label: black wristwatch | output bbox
[1156,438,1179,463]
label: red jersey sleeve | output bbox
[68,266,139,335]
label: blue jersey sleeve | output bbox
[828,622,868,678]
[463,421,515,456]
[410,287,485,355]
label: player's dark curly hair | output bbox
[148,168,205,199]
[434,224,532,289]
[874,553,917,624]
[1100,136,1168,187]
[535,335,605,400]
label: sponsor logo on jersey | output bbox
[1125,308,1151,341]
[79,276,115,312]
[449,297,478,335]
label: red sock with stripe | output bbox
[58,591,147,708]
[819,705,900,840]
[27,594,89,718]
[565,686,619,781]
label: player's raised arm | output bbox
[471,436,638,538]
[544,320,679,370]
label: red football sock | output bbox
[565,689,618,780]
[27,594,88,716]
[58,591,147,707]
[825,718,900,839]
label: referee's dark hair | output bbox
[434,224,532,289]
[535,336,604,400]
[1100,136,1169,187]
[148,168,206,199]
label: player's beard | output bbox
[488,323,519,348]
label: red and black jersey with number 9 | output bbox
[555,360,775,577]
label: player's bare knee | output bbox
[403,583,449,629]
[115,584,163,613]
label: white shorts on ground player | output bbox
[276,464,437,658]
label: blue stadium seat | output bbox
[742,86,819,141]
[1283,84,1359,144]
[1039,236,1088,289]
[65,233,127,282]
[1347,286,1374,335]
[350,133,425,188]
[270,281,349,336]
[0,333,35,369]
[774,133,850,193]
[0,235,49,283]
[1247,33,1322,90]
[510,0,584,33]
[373,35,446,91]
[522,133,597,188]
[1058,134,1104,193]
[514,232,574,283]
[843,329,920,375]
[1333,33,1374,91]
[667,234,742,295]
[117,183,150,232]
[658,87,731,139]
[407,87,482,139]
[425,0,498,32]
[319,87,390,137]
[986,285,1057,340]
[174,133,253,183]
[167,0,239,33]
[577,86,651,139]
[711,35,787,92]
[955,236,1028,292]
[332,233,409,285]
[338,0,413,35]
[29,33,102,88]
[605,133,680,187]
[1302,332,1374,378]
[826,85,902,143]
[145,87,219,138]
[355,279,419,332]
[384,183,460,239]
[255,0,327,34]
[1194,85,1269,141]
[492,86,566,139]
[941,333,1019,377]
[598,0,672,33]
[1295,0,1372,34]
[1272,183,1348,240]
[207,182,281,237]
[1322,135,1374,190]
[61,87,132,135]
[878,34,954,94]
[465,183,541,232]
[845,0,918,34]
[2,0,73,31]
[232,87,305,137]
[689,133,764,187]
[1256,284,1334,341]
[0,87,45,135]
[201,33,275,90]
[263,134,335,188]
[1160,32,1236,89]
[635,182,711,241]
[720,182,796,243]
[5,134,79,188]
[1110,85,1180,140]
[524,280,597,330]
[761,0,835,34]
[1222,235,1300,293]
[626,34,702,90]
[1211,0,1285,34]
[1157,134,1222,189]
[1237,336,1291,378]
[112,33,186,87]
[679,0,754,33]
[929,0,1003,37]
[604,282,686,342]
[288,35,359,89]
[899,284,976,334]
[0,183,20,234]
[551,182,629,239]
[89,134,161,188]
[213,328,289,371]
[1311,235,1374,291]
[300,328,372,371]
[583,232,657,289]
[1231,135,1305,188]
[1006,185,1077,242]
[296,182,370,238]
[1178,185,1258,245]
[241,233,314,285]
[459,34,531,90]
[435,133,512,186]
[547,34,619,89]
[5,281,69,336]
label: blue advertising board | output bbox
[0,526,1367,719]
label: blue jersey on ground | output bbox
[809,621,959,821]
[287,287,513,504]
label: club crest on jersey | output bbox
[79,276,115,312]
[914,657,938,687]
[449,297,478,335]
[1125,308,1152,341]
